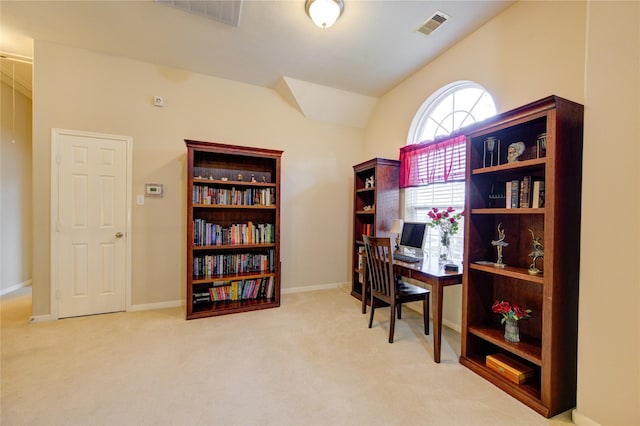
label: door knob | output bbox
[115,232,124,238]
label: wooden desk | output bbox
[361,256,462,363]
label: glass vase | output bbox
[504,318,520,343]
[439,230,452,264]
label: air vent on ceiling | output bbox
[417,11,449,36]
[155,0,242,27]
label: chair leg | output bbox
[397,303,402,319]
[423,295,430,335]
[368,296,375,329]
[389,305,396,343]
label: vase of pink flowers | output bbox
[427,207,463,264]
[492,300,532,343]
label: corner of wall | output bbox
[274,75,378,128]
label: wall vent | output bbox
[155,0,242,27]
[417,11,449,36]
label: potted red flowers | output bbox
[492,300,532,343]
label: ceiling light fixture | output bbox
[305,0,344,29]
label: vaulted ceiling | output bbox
[1,0,513,99]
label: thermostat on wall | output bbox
[145,183,163,197]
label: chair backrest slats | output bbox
[363,236,395,302]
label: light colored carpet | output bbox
[1,286,573,426]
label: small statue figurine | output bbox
[365,176,375,188]
[491,223,508,267]
[237,173,243,181]
[251,174,257,183]
[262,175,267,183]
[528,228,544,274]
[507,141,525,163]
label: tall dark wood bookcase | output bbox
[185,140,282,320]
[351,158,399,304]
[460,96,583,417]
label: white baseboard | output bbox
[283,283,462,332]
[282,282,345,294]
[29,314,52,323]
[28,300,182,321]
[26,286,348,320]
[572,409,602,426]
[1,279,32,296]
[442,318,462,333]
[130,283,345,310]
[403,301,462,333]
[128,299,182,312]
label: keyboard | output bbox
[393,253,422,263]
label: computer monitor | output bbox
[399,222,427,256]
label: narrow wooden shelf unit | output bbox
[461,96,583,417]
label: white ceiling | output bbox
[1,0,513,98]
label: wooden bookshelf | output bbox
[351,158,399,305]
[185,140,283,319]
[460,96,583,417]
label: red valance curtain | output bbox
[399,133,466,188]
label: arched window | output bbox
[408,81,496,144]
[405,82,496,261]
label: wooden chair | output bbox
[363,235,430,343]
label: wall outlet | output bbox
[153,96,164,107]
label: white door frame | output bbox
[50,128,133,320]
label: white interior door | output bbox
[51,129,131,319]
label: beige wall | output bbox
[366,1,587,333]
[365,1,639,424]
[365,1,587,160]
[22,0,640,423]
[31,40,364,315]
[577,2,639,425]
[1,81,33,294]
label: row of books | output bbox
[192,276,276,304]
[193,220,274,246]
[506,177,545,209]
[193,166,272,183]
[361,223,373,238]
[193,250,276,277]
[192,185,275,206]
